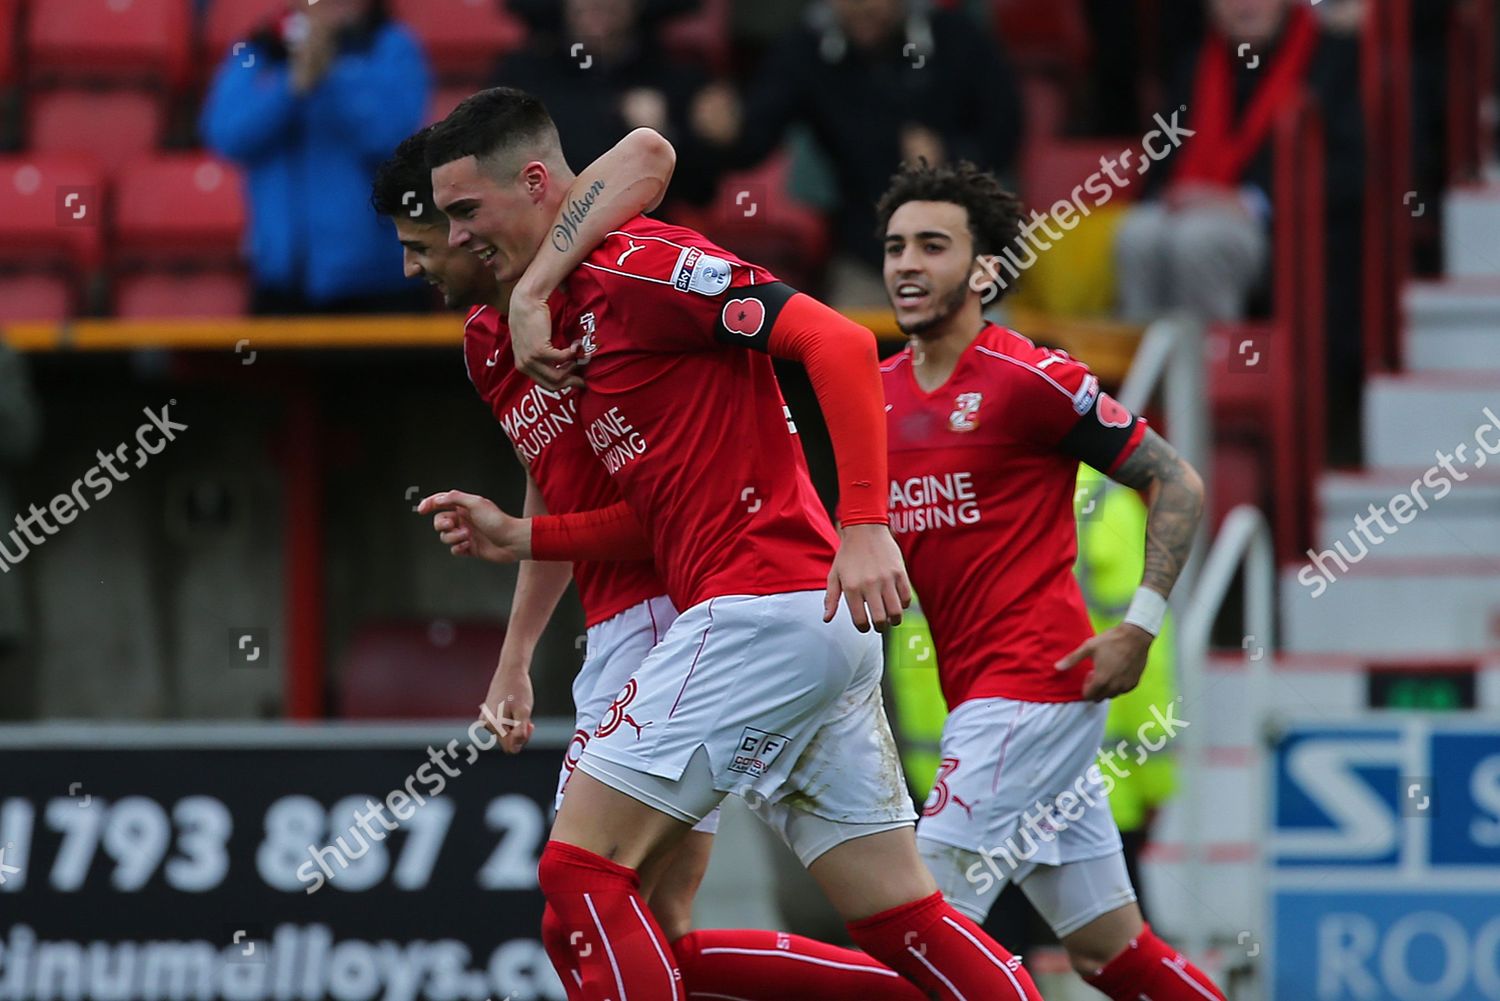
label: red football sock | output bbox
[536,841,684,1000]
[540,904,584,1001]
[672,929,927,1001]
[846,891,1042,1001]
[1084,924,1227,1001]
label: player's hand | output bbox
[417,490,532,562]
[1056,623,1153,702]
[825,523,911,633]
[509,293,584,391]
[480,659,536,753]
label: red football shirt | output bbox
[463,305,666,627]
[548,216,839,610]
[882,324,1147,705]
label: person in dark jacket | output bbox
[491,0,720,209]
[691,0,1024,306]
[200,0,430,314]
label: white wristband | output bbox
[1123,587,1168,637]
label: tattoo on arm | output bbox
[550,179,607,253]
[1110,428,1204,598]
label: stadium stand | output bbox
[24,0,194,88]
[28,89,167,168]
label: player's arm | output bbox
[757,292,911,633]
[1054,412,1204,701]
[418,492,653,563]
[510,128,679,390]
[481,475,575,753]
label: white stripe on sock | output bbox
[1163,958,1220,1000]
[583,893,628,1001]
[628,895,680,1001]
[910,947,968,1001]
[700,947,900,977]
[941,915,1030,999]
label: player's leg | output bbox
[639,826,713,941]
[1021,860,1228,1000]
[748,630,1042,1001]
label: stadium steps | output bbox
[1404,280,1500,371]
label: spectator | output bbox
[692,0,1024,307]
[492,0,720,208]
[1113,0,1363,323]
[200,0,430,314]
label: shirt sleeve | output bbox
[1010,348,1148,475]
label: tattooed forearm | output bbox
[1110,428,1204,598]
[550,179,607,252]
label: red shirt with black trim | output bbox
[548,216,839,611]
[882,324,1148,705]
[462,305,666,627]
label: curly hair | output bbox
[371,125,444,227]
[874,159,1025,261]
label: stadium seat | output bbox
[114,271,249,318]
[113,153,245,264]
[991,0,1091,77]
[26,0,193,88]
[337,619,509,719]
[391,0,525,82]
[1020,138,1138,215]
[29,90,166,168]
[0,156,107,269]
[660,0,730,75]
[0,0,18,88]
[684,151,830,295]
[201,0,288,72]
[428,83,477,125]
[0,273,74,321]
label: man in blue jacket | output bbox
[201,0,430,313]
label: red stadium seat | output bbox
[29,90,166,168]
[991,0,1091,77]
[682,150,830,294]
[660,0,730,75]
[0,273,75,321]
[428,83,478,125]
[391,0,526,81]
[0,156,107,269]
[201,0,287,72]
[114,271,249,317]
[26,0,193,88]
[1020,139,1138,216]
[337,619,509,719]
[113,153,245,263]
[0,0,18,87]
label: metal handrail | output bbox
[1174,503,1276,986]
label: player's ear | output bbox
[521,161,549,202]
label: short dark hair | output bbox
[424,86,561,175]
[875,159,1025,260]
[371,126,444,227]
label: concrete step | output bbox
[1404,281,1500,371]
[1363,373,1500,469]
[1443,184,1500,278]
[1316,470,1500,558]
[1281,563,1500,654]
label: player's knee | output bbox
[1066,940,1121,978]
[646,886,695,942]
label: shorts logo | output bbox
[595,679,653,740]
[563,729,589,774]
[721,297,766,338]
[729,726,789,778]
[922,757,974,819]
[948,392,983,432]
[1096,392,1133,428]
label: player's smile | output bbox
[893,281,930,310]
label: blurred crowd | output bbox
[198,0,1391,333]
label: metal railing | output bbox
[1175,504,1277,993]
